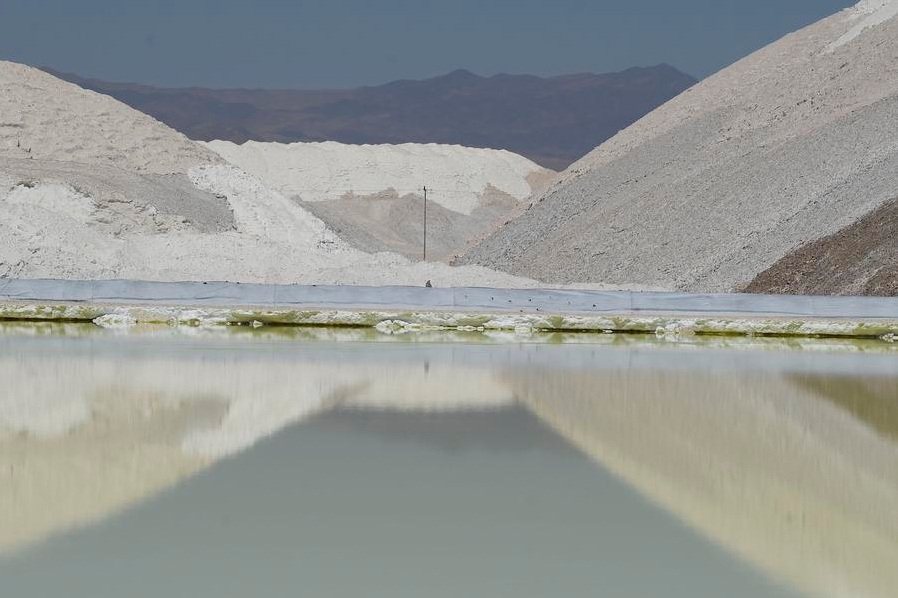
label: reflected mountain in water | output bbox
[0,334,896,598]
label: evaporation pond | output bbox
[1,326,897,598]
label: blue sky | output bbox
[1,0,852,88]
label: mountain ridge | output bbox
[42,65,696,170]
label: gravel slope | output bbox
[461,2,898,293]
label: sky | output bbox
[0,0,853,89]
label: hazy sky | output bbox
[1,0,852,88]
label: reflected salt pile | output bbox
[0,337,513,554]
[0,353,226,555]
[518,370,898,598]
[1,331,896,597]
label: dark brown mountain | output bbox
[45,66,696,170]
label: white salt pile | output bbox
[462,0,898,293]
[200,139,556,262]
[0,60,581,288]
[201,140,550,215]
[0,61,218,173]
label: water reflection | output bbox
[0,331,896,598]
[515,369,898,598]
[0,347,512,555]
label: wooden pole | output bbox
[423,185,427,261]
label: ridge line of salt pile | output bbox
[201,139,552,215]
[830,0,898,49]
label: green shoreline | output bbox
[2,300,896,341]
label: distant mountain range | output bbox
[45,66,696,170]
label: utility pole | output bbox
[423,185,427,261]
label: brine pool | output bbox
[1,323,896,598]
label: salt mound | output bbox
[0,60,571,288]
[200,139,557,263]
[0,61,218,173]
[1,161,543,286]
[0,60,236,255]
[188,163,336,242]
[462,1,898,293]
[201,140,550,215]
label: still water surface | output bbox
[1,326,896,597]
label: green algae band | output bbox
[1,280,897,340]
[1,302,897,342]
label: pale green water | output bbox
[1,328,896,597]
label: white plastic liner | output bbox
[0,278,896,319]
